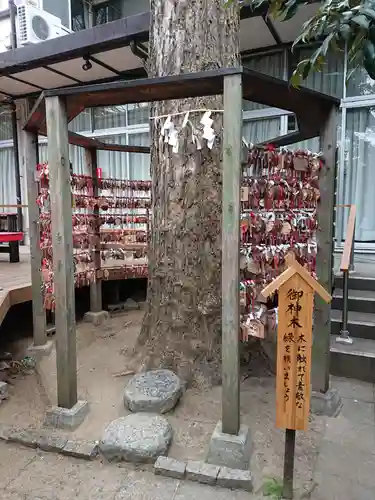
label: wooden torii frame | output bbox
[22,68,338,432]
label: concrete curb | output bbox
[154,456,253,492]
[0,425,252,492]
[0,424,98,461]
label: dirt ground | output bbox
[0,309,325,496]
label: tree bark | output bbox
[136,0,240,386]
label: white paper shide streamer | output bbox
[157,109,219,152]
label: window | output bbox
[243,117,281,145]
[0,107,12,141]
[341,107,375,242]
[93,104,149,131]
[346,68,375,98]
[93,0,122,25]
[71,0,86,31]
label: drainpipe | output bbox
[9,0,23,235]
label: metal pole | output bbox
[283,429,296,499]
[349,225,355,272]
[336,269,353,344]
[9,0,23,235]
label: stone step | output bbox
[331,310,375,340]
[332,289,375,314]
[334,275,375,292]
[330,335,375,383]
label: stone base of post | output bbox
[83,310,109,326]
[311,388,342,417]
[206,420,252,471]
[44,400,89,430]
[28,340,54,359]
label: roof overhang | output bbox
[24,67,338,148]
[0,12,149,103]
[0,3,321,104]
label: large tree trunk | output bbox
[136,0,240,386]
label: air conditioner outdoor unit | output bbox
[16,3,72,46]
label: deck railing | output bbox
[336,204,356,344]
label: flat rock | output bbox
[99,414,172,463]
[124,369,182,414]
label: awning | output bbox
[0,4,320,104]
[0,12,149,102]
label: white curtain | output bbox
[68,110,91,132]
[96,132,150,180]
[39,143,88,176]
[0,147,16,213]
[243,117,281,145]
[0,107,12,141]
[128,132,151,180]
[342,108,375,242]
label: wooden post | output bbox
[46,96,77,409]
[262,255,332,498]
[24,130,47,346]
[313,107,337,394]
[85,147,102,313]
[221,72,242,436]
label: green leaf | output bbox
[290,70,302,88]
[351,14,370,29]
[363,39,375,61]
[369,24,375,43]
[281,2,300,21]
[302,60,312,79]
[322,32,335,55]
[363,56,375,78]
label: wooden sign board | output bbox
[276,274,313,431]
[262,254,331,432]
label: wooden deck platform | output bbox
[0,252,31,327]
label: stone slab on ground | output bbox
[99,414,172,463]
[0,424,14,441]
[216,466,253,491]
[61,440,98,460]
[311,388,342,417]
[124,369,182,414]
[154,456,186,479]
[206,421,252,471]
[27,340,54,358]
[8,429,41,449]
[83,310,109,326]
[38,433,68,453]
[186,460,220,485]
[44,400,89,430]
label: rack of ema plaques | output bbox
[239,146,322,343]
[36,162,150,310]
